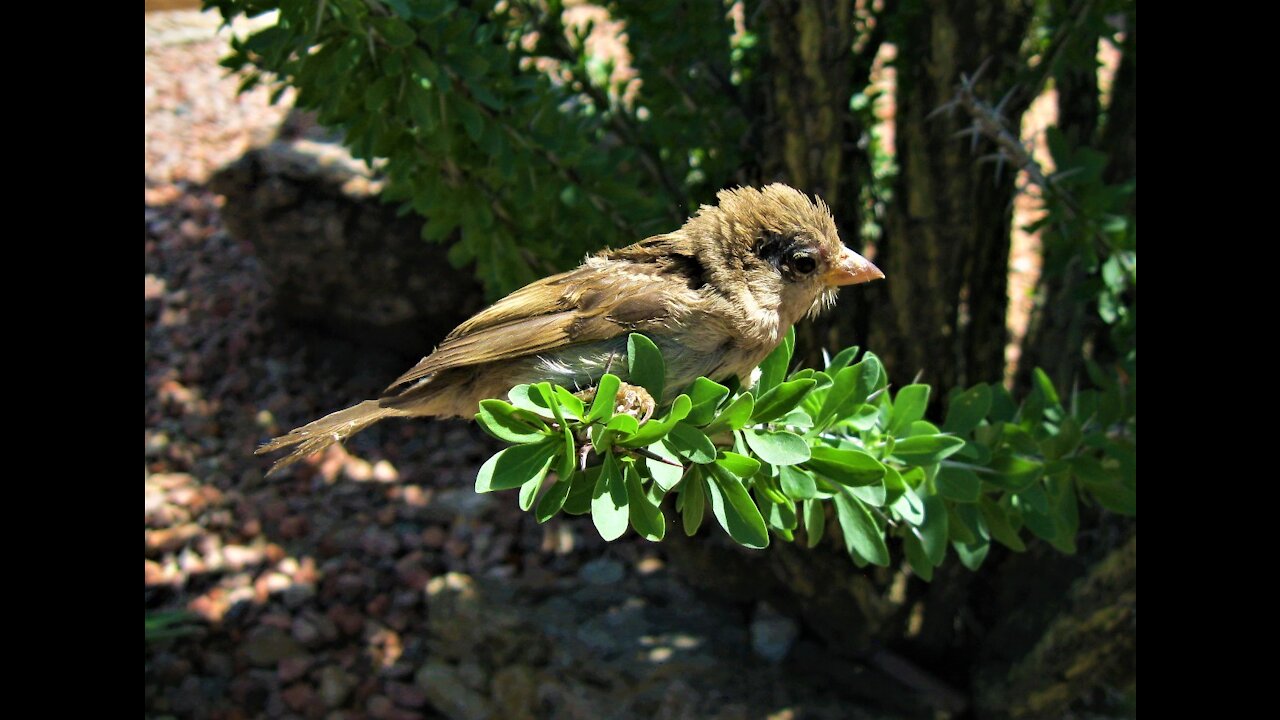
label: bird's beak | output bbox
[824,246,885,286]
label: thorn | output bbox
[927,100,960,122]
[993,86,1017,116]
[969,57,993,87]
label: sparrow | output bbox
[257,184,883,473]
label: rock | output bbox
[577,558,625,586]
[209,138,484,355]
[490,665,539,720]
[281,683,316,712]
[416,662,493,720]
[241,628,306,667]
[318,665,357,708]
[278,656,312,684]
[386,681,428,709]
[750,602,800,663]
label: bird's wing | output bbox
[382,254,690,394]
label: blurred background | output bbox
[145,1,1135,717]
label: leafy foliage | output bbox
[475,331,1135,578]
[205,0,751,298]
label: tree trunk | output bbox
[868,0,1033,404]
[1016,4,1136,392]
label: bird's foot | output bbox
[575,382,656,425]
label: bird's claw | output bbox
[574,382,656,425]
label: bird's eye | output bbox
[790,253,817,275]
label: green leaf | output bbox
[954,537,990,571]
[833,489,889,566]
[743,429,811,466]
[751,469,789,504]
[816,361,875,429]
[591,454,629,541]
[626,463,666,541]
[847,481,887,507]
[552,387,586,420]
[936,465,981,502]
[703,392,755,433]
[917,494,949,565]
[681,467,706,535]
[645,442,685,491]
[780,465,819,499]
[755,325,795,397]
[563,466,600,515]
[833,403,880,433]
[685,378,730,425]
[751,379,817,422]
[943,383,992,434]
[475,399,549,443]
[804,446,885,486]
[764,496,798,532]
[979,496,1026,551]
[946,504,977,544]
[585,374,622,423]
[778,407,814,429]
[475,441,558,493]
[372,17,416,47]
[627,334,665,402]
[508,384,555,418]
[1073,456,1136,515]
[824,345,860,375]
[802,498,825,547]
[903,531,935,581]
[704,464,770,549]
[888,384,930,435]
[890,481,925,526]
[519,475,541,511]
[456,100,484,143]
[893,435,966,465]
[535,475,572,522]
[1032,368,1062,408]
[717,451,761,478]
[986,454,1044,491]
[665,423,717,464]
[989,385,1017,422]
[605,413,640,435]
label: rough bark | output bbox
[975,529,1137,718]
[868,0,1033,404]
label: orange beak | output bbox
[823,246,885,286]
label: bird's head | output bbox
[687,184,884,326]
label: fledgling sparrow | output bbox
[258,184,883,473]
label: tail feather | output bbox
[257,400,402,475]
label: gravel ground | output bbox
[145,11,913,720]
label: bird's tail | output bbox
[256,400,404,475]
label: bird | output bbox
[257,183,883,474]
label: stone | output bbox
[750,602,800,663]
[209,137,484,355]
[416,662,492,720]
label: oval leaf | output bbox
[627,334,665,402]
[665,423,717,464]
[752,378,817,422]
[893,435,966,465]
[804,446,885,486]
[590,455,629,541]
[625,464,666,541]
[476,399,549,443]
[743,429,811,466]
[704,464,770,549]
[833,490,889,566]
[475,441,558,493]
